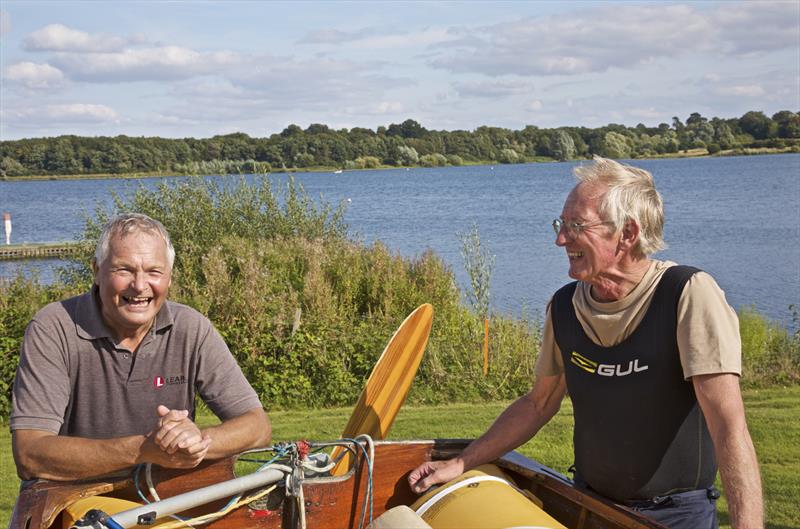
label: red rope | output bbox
[296,440,310,460]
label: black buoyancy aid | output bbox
[552,265,717,501]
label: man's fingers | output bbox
[408,460,462,494]
[408,463,435,492]
[158,409,189,427]
[155,418,203,454]
[154,419,182,443]
[182,436,212,456]
[159,424,195,451]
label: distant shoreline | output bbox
[2,146,795,182]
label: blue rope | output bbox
[340,438,374,529]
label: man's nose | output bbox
[131,271,147,291]
[554,226,570,246]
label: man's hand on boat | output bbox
[408,457,465,494]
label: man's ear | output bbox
[91,258,100,284]
[619,220,640,252]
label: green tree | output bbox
[498,148,519,164]
[739,111,776,140]
[396,145,419,166]
[281,124,304,138]
[386,119,427,139]
[600,131,632,159]
[711,119,736,150]
[772,111,800,139]
[550,130,576,161]
[0,156,26,177]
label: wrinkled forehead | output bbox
[562,183,606,218]
[107,229,169,257]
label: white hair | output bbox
[94,213,175,268]
[573,156,666,256]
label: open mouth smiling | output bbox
[122,295,153,306]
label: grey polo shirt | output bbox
[10,288,263,438]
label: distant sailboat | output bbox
[334,169,343,174]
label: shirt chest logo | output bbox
[570,351,649,377]
[153,375,188,388]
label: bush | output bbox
[174,159,271,175]
[446,154,463,166]
[498,148,520,164]
[0,178,542,417]
[739,306,800,387]
[419,153,447,167]
[360,156,381,169]
[0,275,82,418]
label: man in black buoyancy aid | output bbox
[409,157,763,528]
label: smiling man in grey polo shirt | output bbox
[11,213,271,482]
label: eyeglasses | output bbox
[552,218,614,238]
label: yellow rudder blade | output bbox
[331,304,434,475]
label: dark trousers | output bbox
[572,473,719,529]
[624,488,719,529]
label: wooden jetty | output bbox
[0,242,82,260]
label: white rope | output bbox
[414,475,510,516]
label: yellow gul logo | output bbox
[570,351,598,373]
[570,351,649,377]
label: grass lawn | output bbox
[3,386,797,528]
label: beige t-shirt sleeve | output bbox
[535,303,564,377]
[676,271,741,378]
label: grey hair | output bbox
[94,213,176,268]
[573,156,666,256]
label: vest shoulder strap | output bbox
[654,264,702,312]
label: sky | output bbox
[1,1,798,140]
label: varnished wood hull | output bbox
[11,440,666,529]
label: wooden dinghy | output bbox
[11,439,666,529]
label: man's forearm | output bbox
[460,377,565,471]
[693,374,764,529]
[717,427,763,528]
[200,408,271,459]
[13,432,144,481]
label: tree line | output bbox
[1,110,798,177]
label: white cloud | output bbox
[52,46,241,82]
[299,28,369,44]
[716,85,767,98]
[428,2,798,77]
[4,62,66,90]
[527,100,542,111]
[369,101,404,115]
[454,79,534,98]
[3,103,120,125]
[300,27,451,50]
[24,23,130,52]
[714,2,800,55]
[693,70,795,108]
[47,103,120,122]
[627,107,667,120]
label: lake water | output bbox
[2,154,799,326]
